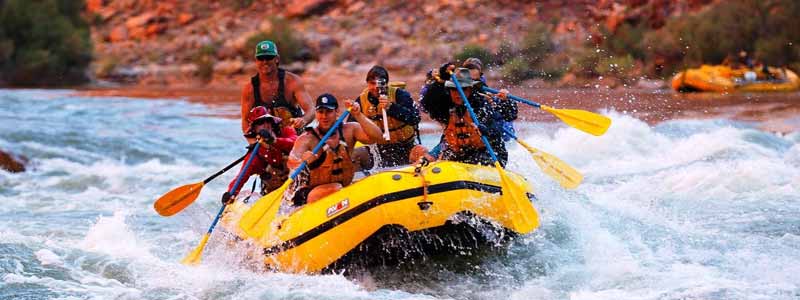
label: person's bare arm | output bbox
[287,74,315,128]
[287,134,312,170]
[345,99,383,143]
[240,83,254,134]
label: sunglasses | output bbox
[256,55,276,62]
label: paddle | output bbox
[153,153,248,217]
[482,87,611,136]
[502,128,583,189]
[450,71,537,233]
[378,78,391,141]
[181,142,262,265]
[239,108,353,239]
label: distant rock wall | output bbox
[86,0,714,86]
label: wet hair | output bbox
[462,57,483,72]
[366,65,389,82]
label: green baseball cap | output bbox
[255,40,278,58]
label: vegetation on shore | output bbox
[0,0,92,86]
[457,0,800,84]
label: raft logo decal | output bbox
[326,198,349,217]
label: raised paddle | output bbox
[482,87,611,136]
[153,152,248,217]
[181,142,262,265]
[502,128,583,189]
[239,108,353,239]
[450,71,537,233]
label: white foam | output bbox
[35,249,63,266]
[80,211,153,259]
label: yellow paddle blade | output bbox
[153,182,204,217]
[495,162,539,233]
[515,139,583,189]
[181,233,210,265]
[542,105,611,136]
[239,179,293,239]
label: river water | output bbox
[1,88,799,299]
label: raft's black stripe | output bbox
[263,180,506,255]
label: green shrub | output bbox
[519,23,554,65]
[494,41,515,65]
[243,17,306,64]
[193,44,216,81]
[644,0,800,75]
[596,54,638,82]
[501,57,535,84]
[534,53,569,81]
[455,44,493,67]
[0,0,92,86]
[95,57,119,78]
[601,23,647,60]
[570,48,602,77]
[641,27,684,77]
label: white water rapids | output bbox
[1,89,798,299]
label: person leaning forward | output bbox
[462,57,518,142]
[221,106,298,205]
[351,65,421,169]
[420,67,513,167]
[286,93,383,206]
[241,40,314,141]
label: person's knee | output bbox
[307,183,342,204]
[352,146,373,170]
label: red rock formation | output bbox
[0,149,26,173]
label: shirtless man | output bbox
[241,40,315,141]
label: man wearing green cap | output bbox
[241,40,314,141]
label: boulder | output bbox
[145,23,168,37]
[128,26,148,40]
[284,61,306,74]
[86,0,105,13]
[0,149,26,173]
[214,59,245,75]
[286,0,336,19]
[125,12,156,29]
[108,26,128,43]
[177,13,195,25]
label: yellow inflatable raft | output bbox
[220,161,540,273]
[671,65,800,92]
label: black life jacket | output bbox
[251,69,304,128]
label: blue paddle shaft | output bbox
[482,87,541,109]
[451,73,500,163]
[206,142,262,234]
[502,127,518,140]
[288,110,352,180]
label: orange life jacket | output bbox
[306,127,354,188]
[359,84,416,144]
[443,105,484,154]
[259,152,290,194]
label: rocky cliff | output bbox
[86,0,713,88]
